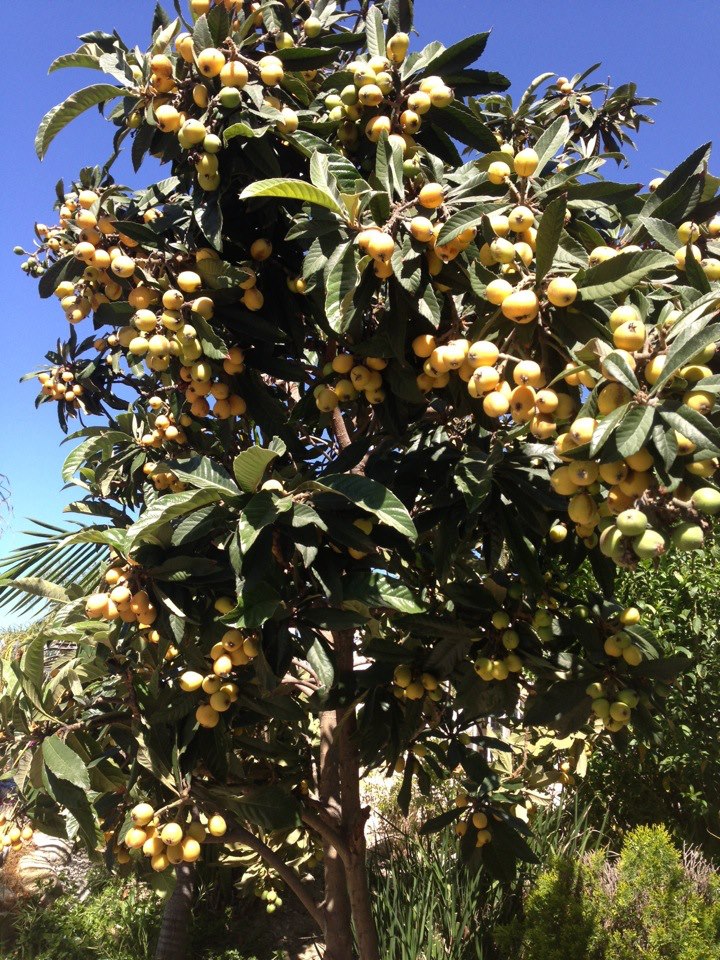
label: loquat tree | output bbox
[2,1,720,958]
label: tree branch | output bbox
[217,825,324,931]
[301,807,351,867]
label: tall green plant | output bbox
[576,537,720,852]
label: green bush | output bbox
[575,541,720,854]
[0,873,266,960]
[4,874,162,960]
[497,825,720,960]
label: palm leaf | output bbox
[0,520,107,617]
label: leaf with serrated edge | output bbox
[660,406,720,455]
[576,251,674,300]
[614,405,655,458]
[651,324,720,395]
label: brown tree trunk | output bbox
[319,707,355,960]
[335,630,381,960]
[154,862,195,960]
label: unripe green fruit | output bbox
[671,522,704,551]
[536,626,553,643]
[617,688,639,708]
[616,509,648,537]
[203,134,222,154]
[692,487,720,515]
[491,611,510,630]
[303,16,322,37]
[501,629,519,650]
[592,698,611,719]
[633,530,665,559]
[609,701,631,723]
[585,681,605,698]
[599,525,624,559]
[533,609,552,629]
[219,87,241,110]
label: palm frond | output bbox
[0,519,107,617]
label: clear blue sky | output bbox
[1,0,718,625]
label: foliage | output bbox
[3,873,163,960]
[497,825,720,960]
[576,536,720,853]
[371,794,608,960]
[3,0,720,953]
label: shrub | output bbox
[5,873,162,960]
[497,825,720,960]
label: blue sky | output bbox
[0,0,718,625]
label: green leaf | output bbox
[419,33,490,76]
[42,736,90,791]
[35,84,122,159]
[223,122,256,143]
[240,178,346,215]
[233,444,284,493]
[238,493,283,554]
[38,255,84,299]
[344,571,425,614]
[166,457,239,496]
[365,5,385,58]
[436,204,490,247]
[600,351,639,393]
[589,403,630,457]
[22,632,46,692]
[62,431,130,483]
[683,245,712,294]
[0,577,71,605]
[429,103,497,153]
[49,44,104,73]
[638,216,679,253]
[419,807,463,835]
[576,250,674,300]
[534,196,567,283]
[325,242,361,334]
[126,489,224,548]
[614,405,655,458]
[305,636,334,700]
[316,475,417,539]
[660,406,720,455]
[187,309,228,361]
[275,46,340,69]
[651,324,720,395]
[533,117,570,174]
[388,0,414,34]
[236,785,301,832]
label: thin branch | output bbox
[331,407,353,450]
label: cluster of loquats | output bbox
[321,40,453,157]
[178,623,260,728]
[315,352,387,411]
[118,800,227,871]
[0,811,34,851]
[85,559,158,628]
[36,366,85,412]
[546,278,720,563]
[391,664,442,702]
[473,609,524,683]
[25,185,261,432]
[453,792,493,848]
